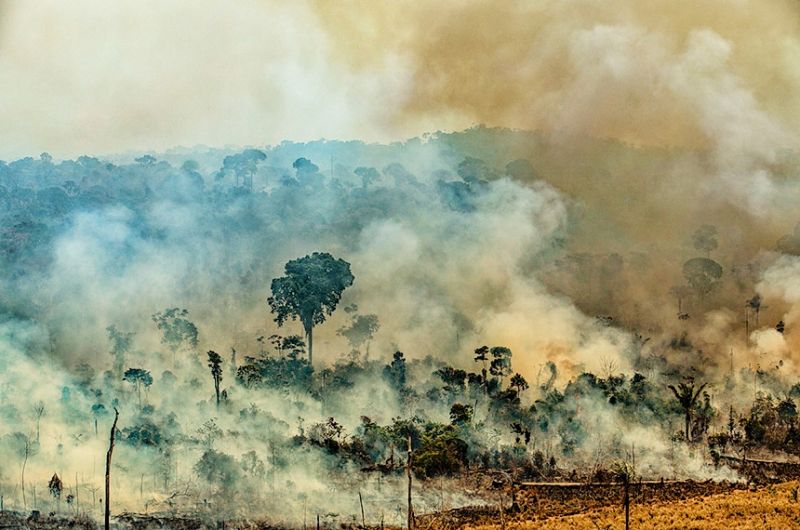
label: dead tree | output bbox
[613,460,635,530]
[358,490,365,527]
[407,435,414,530]
[105,407,119,530]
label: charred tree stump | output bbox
[407,435,414,530]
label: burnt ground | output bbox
[0,482,748,530]
[4,460,800,530]
[415,479,747,529]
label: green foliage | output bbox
[436,366,467,394]
[489,346,512,382]
[207,351,223,379]
[123,368,153,387]
[268,252,354,332]
[194,449,241,489]
[121,421,163,447]
[449,403,473,425]
[337,313,380,354]
[151,308,199,353]
[235,340,313,391]
[413,423,469,478]
[383,351,407,391]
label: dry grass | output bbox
[466,481,800,530]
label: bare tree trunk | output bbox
[359,491,365,528]
[407,435,413,530]
[21,443,29,510]
[105,408,119,530]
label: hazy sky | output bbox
[0,0,797,158]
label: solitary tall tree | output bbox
[267,252,354,364]
[668,378,708,442]
[207,351,223,407]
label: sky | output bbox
[0,0,798,159]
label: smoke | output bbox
[1,0,800,523]
[0,0,411,158]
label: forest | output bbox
[1,127,800,528]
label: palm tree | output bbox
[668,378,708,442]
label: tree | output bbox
[435,366,467,394]
[92,403,108,435]
[682,258,723,302]
[510,373,529,396]
[449,403,473,425]
[267,252,354,364]
[489,346,513,386]
[207,351,223,407]
[668,378,708,442]
[123,368,153,407]
[669,285,692,316]
[220,149,266,189]
[692,224,718,257]
[337,313,380,358]
[612,460,636,530]
[384,351,407,392]
[9,433,36,509]
[107,325,134,379]
[473,345,489,391]
[151,308,199,365]
[105,408,119,530]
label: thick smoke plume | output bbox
[0,0,799,526]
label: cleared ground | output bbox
[466,481,800,530]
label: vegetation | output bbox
[0,130,798,526]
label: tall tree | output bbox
[122,368,153,408]
[151,308,199,366]
[267,252,354,364]
[668,378,708,442]
[207,350,223,407]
